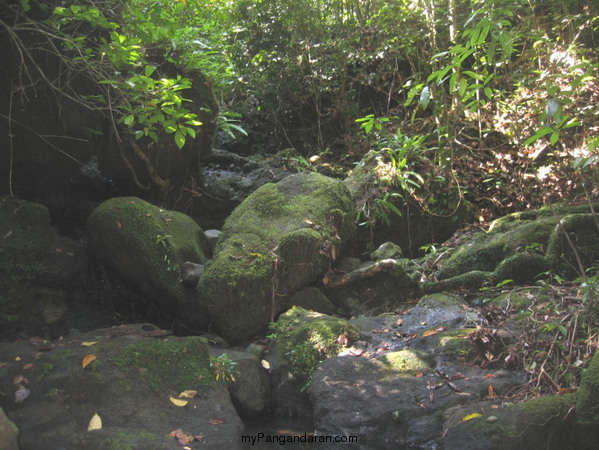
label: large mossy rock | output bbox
[266,306,360,417]
[87,197,210,327]
[0,196,87,338]
[575,350,599,448]
[199,172,355,343]
[429,204,599,291]
[0,407,18,450]
[0,327,244,449]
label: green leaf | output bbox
[523,127,555,146]
[428,66,453,84]
[144,65,156,77]
[549,132,559,145]
[174,131,185,149]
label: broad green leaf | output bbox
[523,127,555,146]
[144,65,156,77]
[174,131,185,149]
[123,115,135,126]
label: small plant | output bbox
[215,111,248,139]
[210,353,238,382]
[155,234,178,272]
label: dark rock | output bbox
[179,262,204,288]
[0,328,245,449]
[0,196,89,338]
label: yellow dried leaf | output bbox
[422,329,438,337]
[81,341,98,347]
[261,359,271,370]
[462,413,482,422]
[169,396,188,407]
[87,413,102,431]
[82,354,96,369]
[179,390,197,399]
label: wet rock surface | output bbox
[0,327,245,449]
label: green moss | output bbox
[380,349,433,374]
[468,394,577,447]
[490,288,549,310]
[492,253,548,283]
[272,306,360,386]
[576,350,599,426]
[423,270,492,293]
[109,337,213,395]
[91,431,159,450]
[546,214,599,278]
[286,287,334,315]
[436,328,477,360]
[200,173,355,342]
[489,203,597,233]
[88,197,208,278]
[437,218,558,280]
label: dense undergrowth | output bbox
[1,0,597,221]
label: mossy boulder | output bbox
[436,217,558,281]
[269,306,360,385]
[87,197,210,328]
[286,287,335,315]
[432,205,599,291]
[0,407,18,450]
[198,172,355,342]
[0,196,87,338]
[546,214,599,278]
[444,394,578,449]
[325,259,418,316]
[371,241,403,260]
[575,350,599,447]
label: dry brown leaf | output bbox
[82,354,96,369]
[170,428,195,446]
[179,390,197,399]
[484,373,496,379]
[422,329,438,337]
[415,371,424,377]
[558,387,577,394]
[487,384,496,399]
[23,363,34,370]
[209,417,226,425]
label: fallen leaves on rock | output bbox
[462,413,482,422]
[169,428,204,446]
[82,354,96,369]
[208,417,226,425]
[14,385,30,403]
[87,413,102,431]
[169,396,188,407]
[179,390,197,399]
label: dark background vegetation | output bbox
[0,0,597,227]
